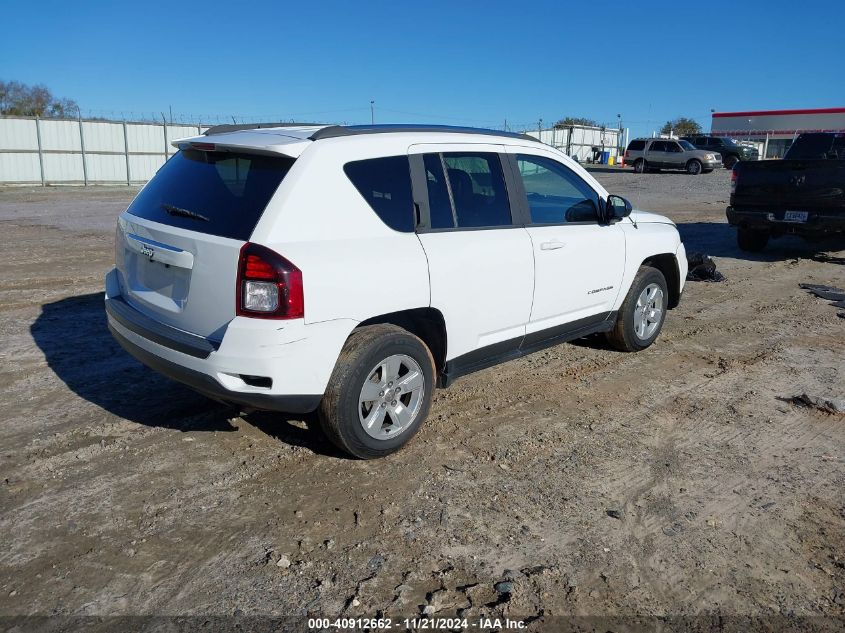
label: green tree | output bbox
[0,80,79,117]
[554,116,599,129]
[660,117,702,137]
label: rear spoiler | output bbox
[171,129,317,158]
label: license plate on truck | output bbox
[784,211,808,223]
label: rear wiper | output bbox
[162,204,210,222]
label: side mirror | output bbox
[606,195,632,222]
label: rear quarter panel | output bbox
[250,139,431,326]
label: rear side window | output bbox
[126,150,293,241]
[627,140,646,151]
[423,154,456,229]
[441,153,512,228]
[650,141,667,152]
[344,156,414,232]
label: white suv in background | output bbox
[105,124,687,458]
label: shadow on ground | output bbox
[677,221,845,262]
[30,292,343,456]
[585,166,633,174]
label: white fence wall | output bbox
[0,116,209,185]
[526,125,623,162]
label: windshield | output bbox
[679,140,696,151]
[126,150,294,241]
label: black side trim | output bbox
[109,324,321,414]
[441,311,616,387]
[310,124,540,143]
[520,311,615,355]
[105,296,219,359]
[442,338,523,384]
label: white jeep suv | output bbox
[105,124,687,458]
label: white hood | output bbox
[629,209,675,225]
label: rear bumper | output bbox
[105,268,356,413]
[108,322,321,413]
[726,207,845,234]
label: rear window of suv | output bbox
[627,140,646,151]
[344,156,415,232]
[125,149,294,241]
[785,133,845,160]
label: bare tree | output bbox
[0,80,79,117]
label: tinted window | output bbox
[442,153,512,228]
[344,156,414,232]
[785,133,845,160]
[126,150,293,241]
[667,142,682,153]
[516,155,599,224]
[678,140,696,151]
[627,140,646,151]
[650,141,667,151]
[423,153,455,229]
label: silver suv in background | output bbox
[624,138,721,175]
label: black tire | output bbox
[737,227,769,252]
[724,155,739,169]
[605,266,668,352]
[318,324,435,459]
[686,159,702,175]
[633,159,646,174]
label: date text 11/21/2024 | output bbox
[307,617,528,630]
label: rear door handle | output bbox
[540,240,566,251]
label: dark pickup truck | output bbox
[726,132,845,251]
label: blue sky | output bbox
[2,0,843,138]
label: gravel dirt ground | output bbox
[0,168,843,632]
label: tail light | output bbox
[624,150,630,158]
[236,243,304,319]
[730,169,738,194]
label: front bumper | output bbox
[676,241,688,302]
[726,207,845,235]
[104,268,356,413]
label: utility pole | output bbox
[617,113,622,160]
[370,100,375,125]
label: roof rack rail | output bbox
[308,124,539,142]
[203,122,327,136]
